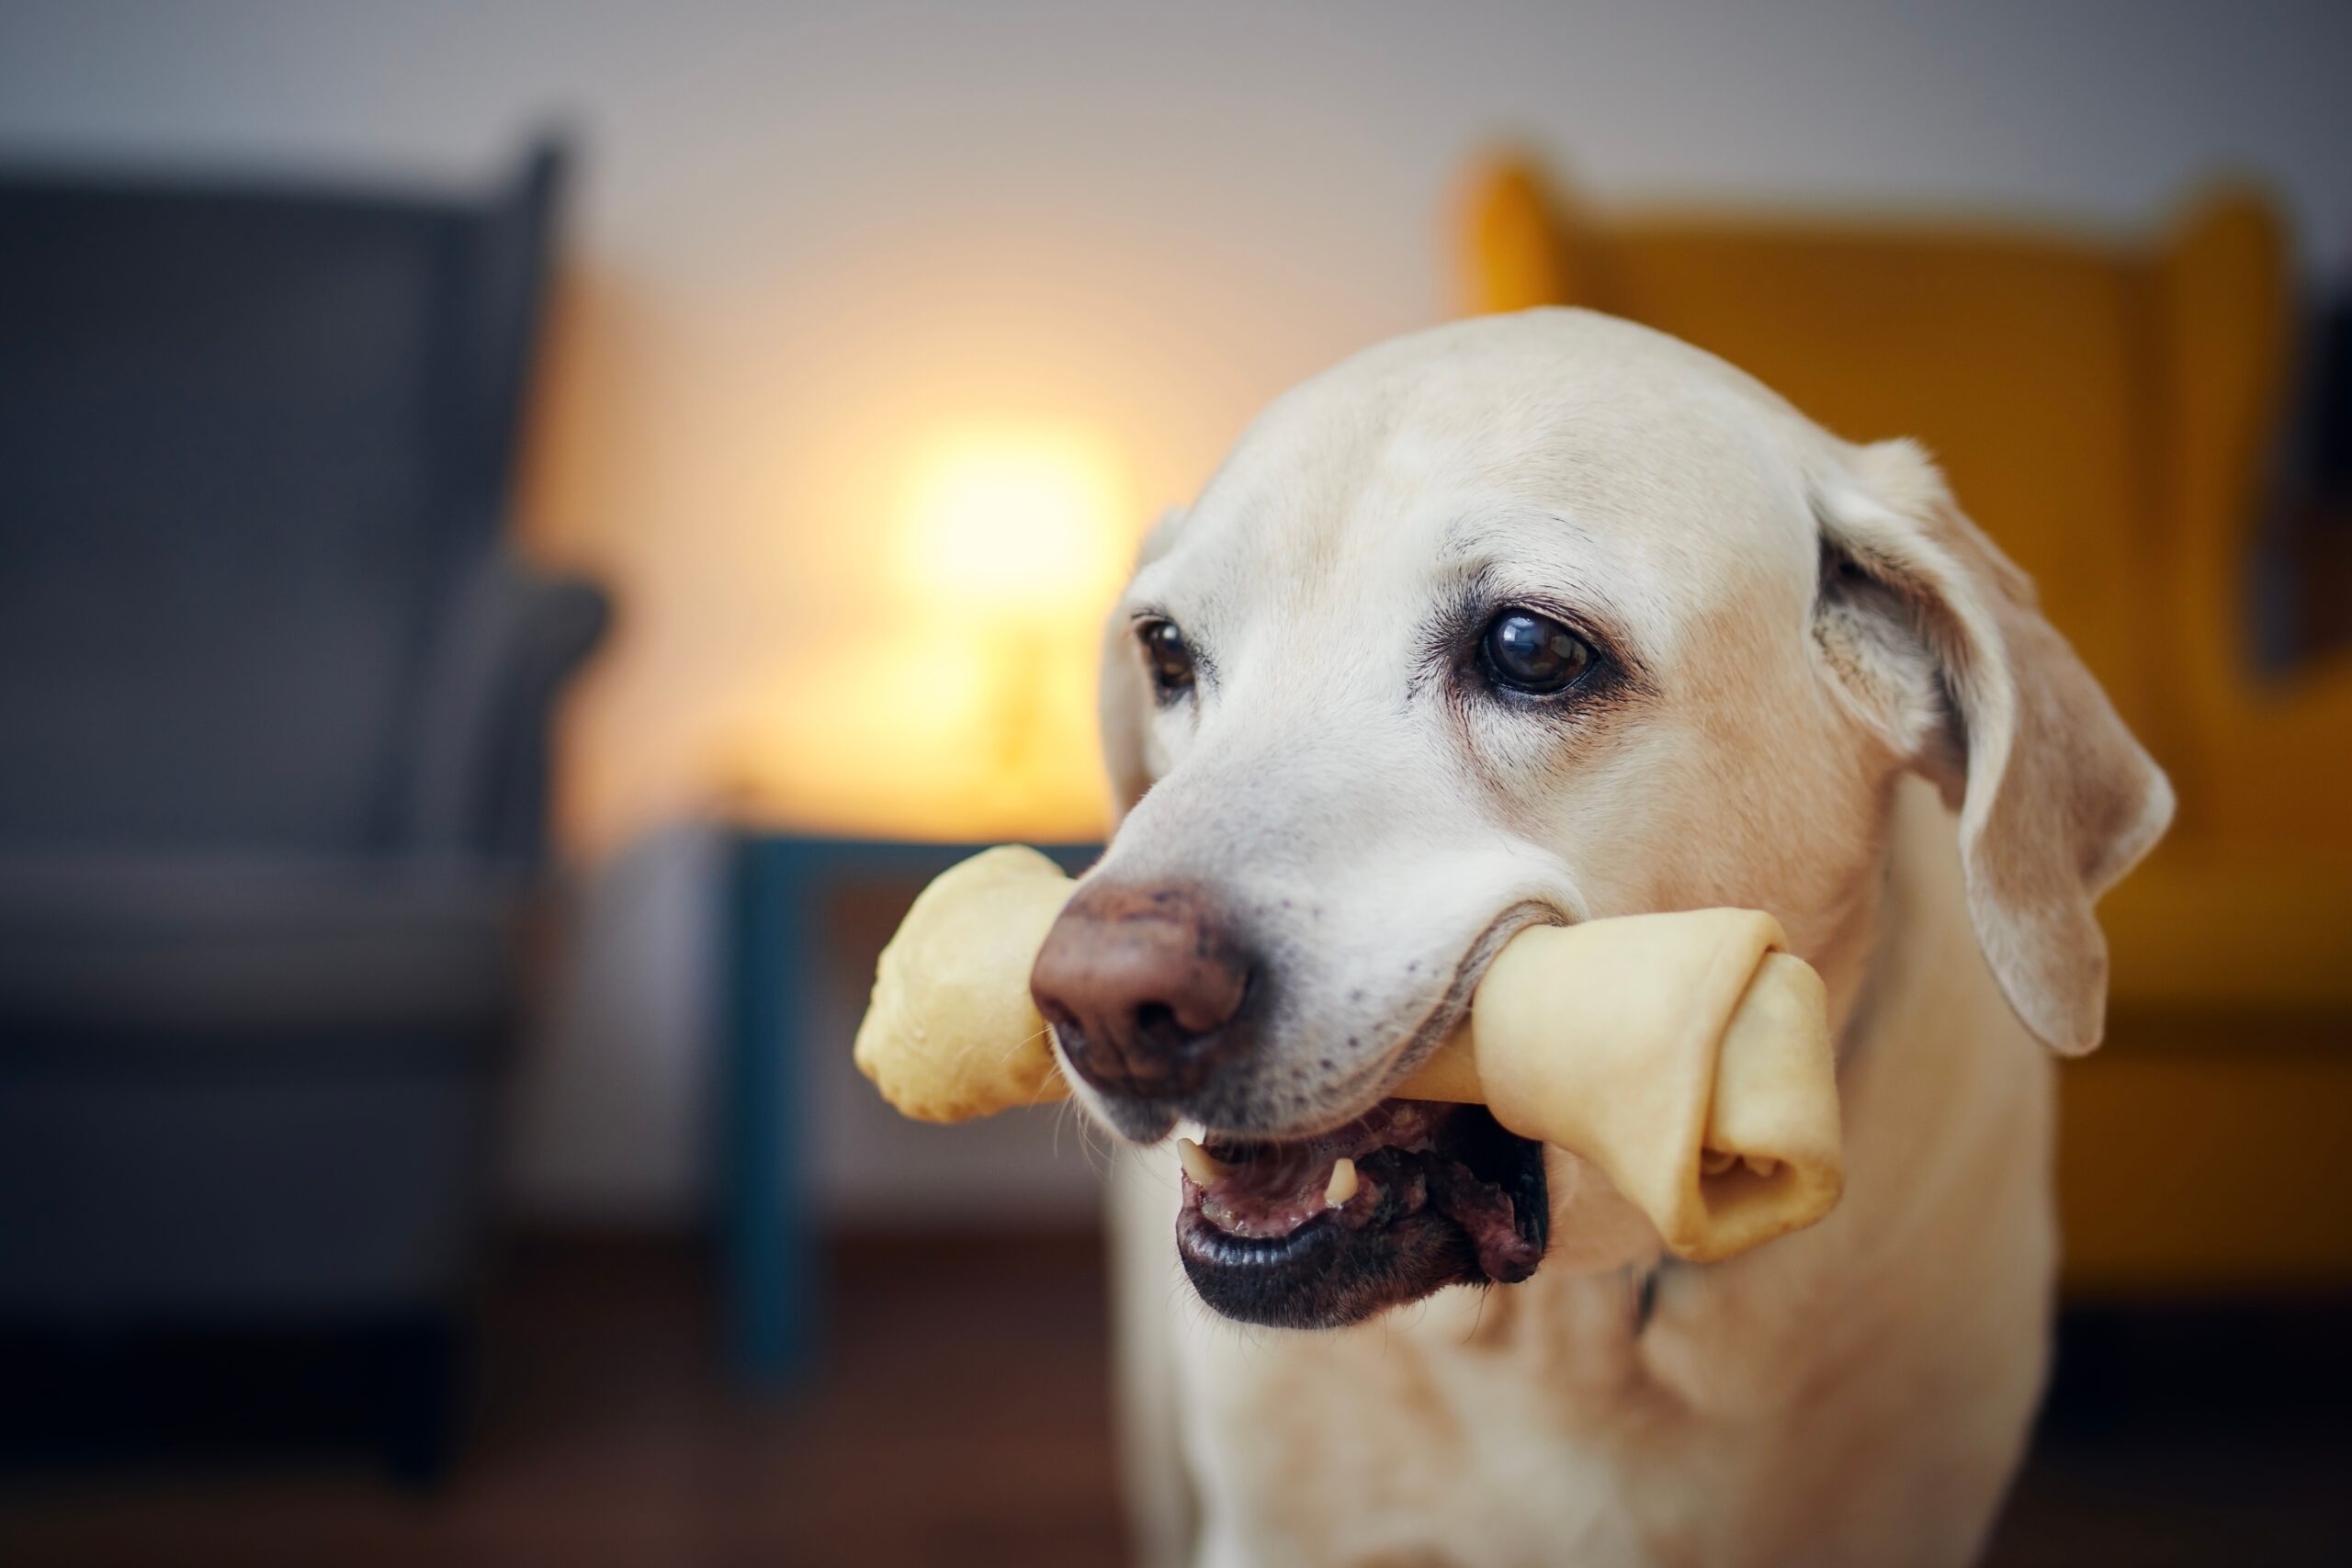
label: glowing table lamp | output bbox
[888,423,1136,827]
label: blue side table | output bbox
[721,833,1100,1387]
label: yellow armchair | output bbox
[1460,155,2352,1292]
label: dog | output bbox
[1026,308,2170,1567]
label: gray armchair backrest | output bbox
[0,143,565,858]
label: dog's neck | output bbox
[1521,775,2052,1382]
[1840,774,2036,1078]
[1709,771,2052,1303]
[1802,774,1955,1073]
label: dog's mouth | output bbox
[1174,1099,1548,1329]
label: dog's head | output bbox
[1032,310,2170,1328]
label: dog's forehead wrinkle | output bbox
[1436,505,1597,562]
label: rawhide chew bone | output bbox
[854,847,1843,1263]
[1458,912,1841,1262]
[852,845,1080,1122]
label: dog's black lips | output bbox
[1168,902,1563,1329]
[1177,1100,1549,1329]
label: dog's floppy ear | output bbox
[1096,508,1190,825]
[1812,439,2173,1055]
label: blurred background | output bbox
[0,3,2347,1564]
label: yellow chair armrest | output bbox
[2102,849,2352,1010]
[2188,647,2352,844]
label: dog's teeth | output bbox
[1177,1137,1229,1186]
[1700,1148,1737,1179]
[1744,1156,1779,1179]
[1325,1156,1359,1208]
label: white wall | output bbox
[6,0,2346,1223]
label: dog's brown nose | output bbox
[1030,881,1252,1102]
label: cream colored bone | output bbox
[851,845,1080,1124]
[853,846,1842,1263]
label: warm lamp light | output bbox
[892,424,1135,615]
[710,418,1142,840]
[883,423,1137,813]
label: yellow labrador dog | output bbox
[1029,309,2169,1568]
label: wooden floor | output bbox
[0,1233,1124,1568]
[0,1231,2346,1566]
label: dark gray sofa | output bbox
[0,141,607,1477]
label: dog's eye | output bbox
[1482,610,1595,695]
[1137,617,1195,697]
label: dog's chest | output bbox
[1171,1279,1711,1568]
